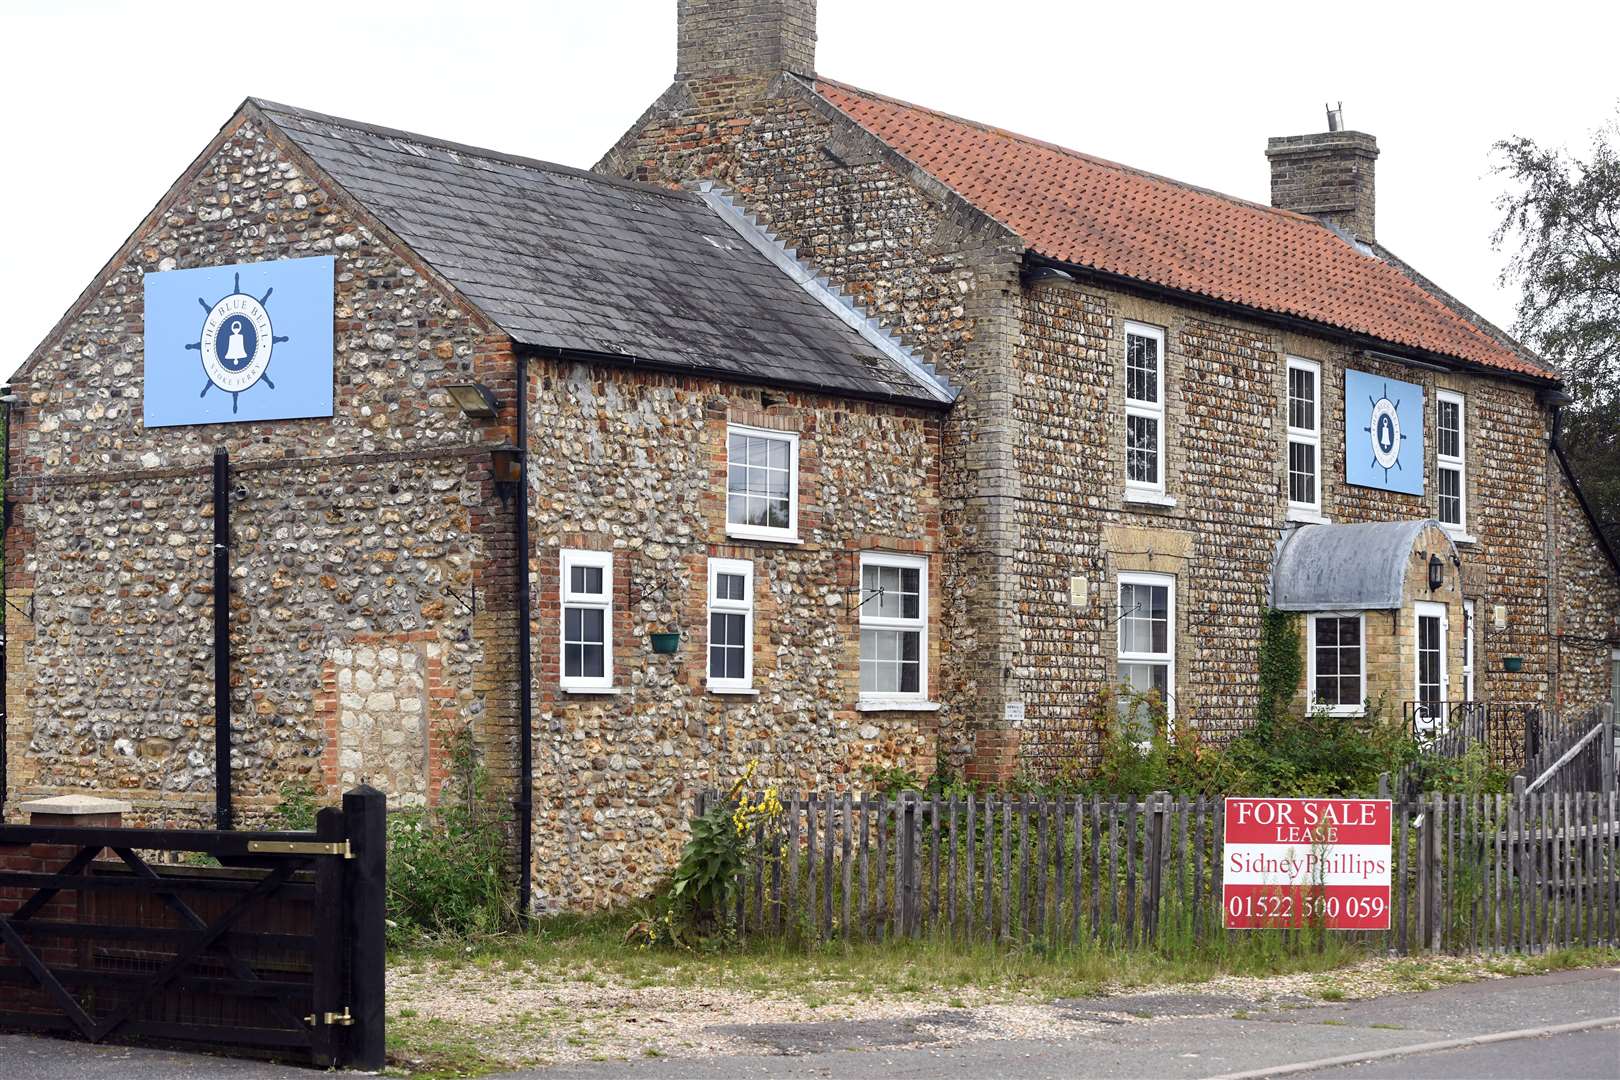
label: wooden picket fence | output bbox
[700,786,1620,955]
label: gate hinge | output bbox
[247,839,353,859]
[304,1008,354,1027]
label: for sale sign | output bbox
[1223,797,1392,930]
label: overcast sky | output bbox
[3,0,1616,381]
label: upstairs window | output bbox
[1436,391,1466,533]
[726,425,799,542]
[1124,322,1166,497]
[1286,357,1321,514]
[1117,572,1174,720]
[1308,613,1365,716]
[858,553,927,703]
[707,558,754,692]
[560,549,613,691]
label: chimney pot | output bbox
[1266,113,1378,244]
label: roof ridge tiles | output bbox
[805,76,1314,226]
[247,97,694,203]
[805,76,1551,380]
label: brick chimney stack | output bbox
[676,0,816,82]
[1266,110,1379,245]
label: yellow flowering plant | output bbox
[666,760,784,937]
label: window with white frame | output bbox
[726,425,799,541]
[1286,357,1321,513]
[1124,323,1166,496]
[1436,391,1467,533]
[1611,649,1619,719]
[707,558,754,692]
[858,553,927,701]
[1116,572,1174,719]
[559,549,612,691]
[1308,613,1365,715]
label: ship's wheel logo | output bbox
[185,271,287,413]
[1363,382,1407,479]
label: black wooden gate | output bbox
[0,785,385,1069]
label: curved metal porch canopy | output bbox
[1271,519,1458,611]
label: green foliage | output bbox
[642,770,783,947]
[269,778,319,831]
[1255,610,1304,737]
[1037,684,1507,799]
[669,806,746,934]
[386,724,513,943]
[1494,111,1620,543]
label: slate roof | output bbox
[252,99,953,407]
[810,77,1552,381]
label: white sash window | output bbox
[1436,391,1467,534]
[1124,323,1166,498]
[560,549,613,691]
[1286,357,1321,515]
[707,558,754,692]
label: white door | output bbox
[1414,601,1449,736]
[1462,600,1476,702]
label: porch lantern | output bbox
[1427,553,1444,592]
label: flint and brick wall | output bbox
[525,360,943,910]
[599,69,1027,782]
[2,113,516,825]
[1010,276,1603,771]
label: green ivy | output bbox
[1255,609,1303,739]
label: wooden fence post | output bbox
[900,795,918,938]
[344,785,388,1072]
[1147,791,1168,943]
[1601,716,1616,793]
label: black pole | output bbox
[212,447,232,830]
[0,390,10,822]
[514,355,533,917]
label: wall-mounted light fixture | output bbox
[446,382,500,419]
[1427,553,1444,592]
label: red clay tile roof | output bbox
[812,77,1550,380]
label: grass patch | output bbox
[393,909,1369,1009]
[386,1014,505,1079]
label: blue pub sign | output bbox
[1344,368,1424,495]
[143,256,334,427]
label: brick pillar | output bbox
[20,794,130,830]
[9,796,129,971]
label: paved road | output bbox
[2,966,1616,1079]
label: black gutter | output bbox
[1022,252,1562,391]
[514,354,534,918]
[516,343,955,412]
[212,447,232,830]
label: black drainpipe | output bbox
[0,388,10,821]
[514,355,534,917]
[212,447,233,830]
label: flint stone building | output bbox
[3,0,1617,910]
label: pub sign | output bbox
[1344,368,1423,495]
[143,256,334,427]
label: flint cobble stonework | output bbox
[525,361,942,910]
[600,72,1027,780]
[2,115,512,826]
[602,57,1618,785]
[4,102,949,914]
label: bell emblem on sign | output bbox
[224,320,247,361]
